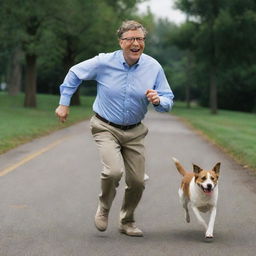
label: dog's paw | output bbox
[204,235,214,242]
[144,173,149,182]
[185,213,190,223]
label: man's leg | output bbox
[119,124,148,236]
[95,131,124,209]
[91,117,124,231]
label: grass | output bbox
[172,102,256,170]
[1,93,256,171]
[0,92,94,154]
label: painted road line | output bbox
[0,138,66,177]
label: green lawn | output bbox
[172,102,256,170]
[0,92,94,154]
[1,93,256,171]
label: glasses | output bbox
[121,37,145,43]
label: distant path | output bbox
[0,111,255,256]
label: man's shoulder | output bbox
[141,53,162,68]
[98,50,121,62]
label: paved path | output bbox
[0,111,256,256]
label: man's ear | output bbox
[193,164,202,174]
[119,39,124,49]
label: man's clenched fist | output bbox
[55,105,69,123]
[145,89,160,106]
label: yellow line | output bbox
[0,138,66,177]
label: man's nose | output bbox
[132,38,140,44]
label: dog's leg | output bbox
[205,206,216,238]
[179,189,190,223]
[183,200,190,223]
[191,206,207,230]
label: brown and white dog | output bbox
[172,157,221,239]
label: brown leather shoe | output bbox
[119,222,143,237]
[94,204,109,232]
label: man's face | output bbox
[119,28,145,66]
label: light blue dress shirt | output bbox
[59,50,174,125]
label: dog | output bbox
[172,157,221,239]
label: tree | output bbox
[169,21,198,107]
[214,1,256,112]
[175,0,224,114]
[0,0,62,107]
[7,47,23,96]
[0,0,144,107]
[174,0,256,113]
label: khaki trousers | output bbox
[90,115,148,224]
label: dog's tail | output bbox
[172,157,187,176]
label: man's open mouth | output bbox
[130,49,140,52]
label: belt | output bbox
[95,113,141,131]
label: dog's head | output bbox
[193,162,221,195]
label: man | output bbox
[55,20,174,237]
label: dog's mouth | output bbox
[200,185,214,195]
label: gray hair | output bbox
[117,20,148,38]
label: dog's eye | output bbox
[211,177,215,181]
[201,176,207,181]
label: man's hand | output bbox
[55,105,70,123]
[146,89,160,106]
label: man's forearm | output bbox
[59,71,82,106]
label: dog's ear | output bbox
[193,164,202,174]
[212,162,221,174]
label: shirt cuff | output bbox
[153,96,173,112]
[59,95,71,106]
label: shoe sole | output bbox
[95,224,107,232]
[119,228,143,237]
[94,220,107,232]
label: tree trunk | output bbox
[209,0,218,114]
[7,48,23,96]
[185,84,191,108]
[70,89,81,106]
[210,65,218,114]
[63,38,80,106]
[185,51,193,108]
[24,54,37,108]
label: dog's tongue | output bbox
[204,189,212,195]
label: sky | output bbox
[137,0,186,24]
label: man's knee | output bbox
[128,177,145,191]
[101,167,123,181]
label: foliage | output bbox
[144,18,186,98]
[173,0,256,112]
[172,102,256,170]
[0,0,144,106]
[1,0,255,113]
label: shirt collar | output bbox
[118,50,143,68]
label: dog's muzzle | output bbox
[200,183,215,194]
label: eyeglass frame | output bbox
[120,37,146,43]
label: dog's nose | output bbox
[207,184,212,189]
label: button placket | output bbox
[124,69,132,124]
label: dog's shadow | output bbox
[146,228,213,243]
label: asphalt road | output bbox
[0,111,256,256]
